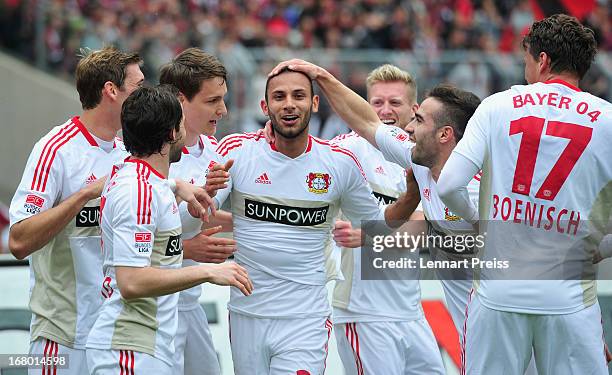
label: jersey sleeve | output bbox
[374,124,414,169]
[452,98,492,168]
[109,182,158,267]
[214,134,243,208]
[338,159,386,225]
[9,138,64,227]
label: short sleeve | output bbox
[9,138,63,227]
[374,124,414,169]
[109,181,158,267]
[338,158,385,225]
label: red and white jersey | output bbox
[330,132,423,323]
[86,159,183,366]
[215,133,385,318]
[169,135,219,310]
[375,124,480,235]
[454,79,612,314]
[9,117,127,348]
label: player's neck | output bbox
[132,153,170,178]
[274,132,310,159]
[80,109,119,142]
[431,146,454,182]
[184,131,200,148]
[540,72,580,88]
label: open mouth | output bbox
[280,114,299,125]
[381,119,396,126]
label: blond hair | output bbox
[366,64,417,103]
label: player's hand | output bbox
[262,120,275,144]
[254,122,274,144]
[175,179,216,222]
[269,59,324,80]
[333,220,363,248]
[183,226,236,263]
[205,159,234,197]
[204,262,254,296]
[81,176,108,200]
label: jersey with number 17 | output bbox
[454,79,612,314]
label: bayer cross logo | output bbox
[306,172,331,194]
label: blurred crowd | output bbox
[1,0,610,78]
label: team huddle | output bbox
[8,14,612,375]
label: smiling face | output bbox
[261,71,319,139]
[409,97,444,168]
[368,80,416,129]
[181,76,227,140]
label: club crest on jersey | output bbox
[134,232,152,254]
[444,207,461,221]
[423,188,431,201]
[306,173,331,194]
[24,194,45,214]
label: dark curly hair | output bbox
[121,85,182,157]
[522,14,597,80]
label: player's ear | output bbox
[103,81,118,101]
[439,125,454,144]
[260,99,269,116]
[312,94,319,113]
[538,51,550,75]
[178,92,187,104]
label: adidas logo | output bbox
[374,166,386,175]
[85,173,97,185]
[255,173,271,184]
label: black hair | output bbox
[265,66,314,102]
[426,84,481,142]
[121,85,182,157]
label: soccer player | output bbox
[330,65,445,375]
[85,85,253,374]
[437,14,611,374]
[159,48,234,375]
[213,66,416,374]
[8,47,143,375]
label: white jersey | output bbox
[169,135,219,310]
[215,133,385,318]
[330,132,423,323]
[9,117,127,348]
[375,124,480,236]
[453,79,612,314]
[86,159,183,366]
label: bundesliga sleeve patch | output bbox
[24,194,45,214]
[134,232,153,254]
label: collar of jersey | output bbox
[182,135,205,154]
[269,135,313,156]
[124,157,166,179]
[543,79,581,92]
[72,116,100,147]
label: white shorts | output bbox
[229,311,332,375]
[334,320,445,375]
[86,348,172,375]
[463,292,608,375]
[29,338,87,375]
[173,306,220,375]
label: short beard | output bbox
[411,147,434,169]
[270,109,311,139]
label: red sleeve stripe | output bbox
[136,163,152,225]
[331,145,367,180]
[31,124,79,192]
[207,135,218,145]
[216,133,258,155]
